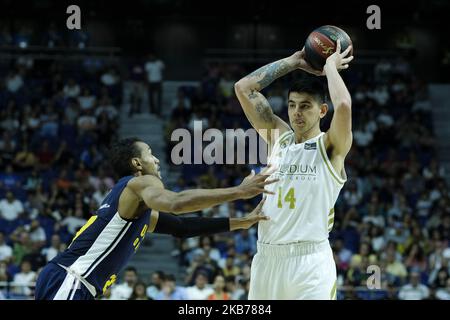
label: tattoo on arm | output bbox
[248,90,258,100]
[246,60,293,90]
[255,101,275,124]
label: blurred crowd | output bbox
[0,55,121,298]
[0,21,89,49]
[1,50,449,300]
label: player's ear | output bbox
[320,103,328,118]
[131,157,143,171]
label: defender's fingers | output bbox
[259,165,276,175]
[255,197,266,209]
[261,178,279,185]
[246,169,255,178]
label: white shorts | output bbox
[248,240,337,300]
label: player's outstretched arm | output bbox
[323,40,354,156]
[128,167,277,214]
[148,197,269,237]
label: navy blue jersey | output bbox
[51,176,151,297]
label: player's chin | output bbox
[292,122,306,130]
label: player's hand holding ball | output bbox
[324,39,353,71]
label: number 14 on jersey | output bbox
[277,187,297,209]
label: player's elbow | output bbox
[338,99,352,111]
[234,81,245,93]
[234,80,251,94]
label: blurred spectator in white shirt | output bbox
[12,260,36,296]
[110,267,138,300]
[6,71,24,93]
[41,234,62,262]
[0,232,13,263]
[398,272,430,300]
[0,191,24,221]
[185,272,213,300]
[63,78,81,98]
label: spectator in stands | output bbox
[155,274,187,300]
[238,279,250,300]
[12,143,38,172]
[145,52,165,116]
[398,271,430,300]
[95,97,118,120]
[0,261,8,283]
[0,232,13,263]
[12,260,36,297]
[0,191,24,222]
[435,278,450,300]
[35,140,54,169]
[0,165,22,191]
[233,229,256,256]
[146,270,165,300]
[222,254,240,278]
[41,234,62,263]
[384,248,408,286]
[77,109,97,132]
[333,238,353,272]
[171,88,192,112]
[101,67,120,88]
[24,221,46,249]
[58,208,87,236]
[190,236,221,264]
[207,275,230,300]
[224,275,243,300]
[63,78,81,98]
[185,271,213,300]
[404,243,428,274]
[92,182,109,207]
[78,87,97,111]
[129,281,150,300]
[5,70,24,94]
[0,132,17,165]
[110,266,138,300]
[128,59,146,117]
[11,230,33,266]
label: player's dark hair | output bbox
[288,75,328,104]
[109,137,142,177]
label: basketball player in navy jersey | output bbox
[35,137,277,300]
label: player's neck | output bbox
[294,126,322,144]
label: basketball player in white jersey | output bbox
[234,40,353,299]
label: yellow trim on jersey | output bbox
[328,209,335,232]
[69,215,98,247]
[330,280,337,300]
[277,131,293,147]
[318,135,345,185]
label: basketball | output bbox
[304,25,353,71]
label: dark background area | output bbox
[0,0,449,81]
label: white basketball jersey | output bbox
[258,131,346,244]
